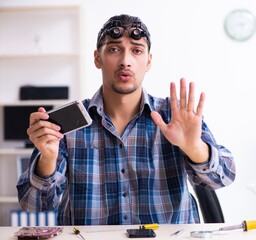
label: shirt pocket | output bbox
[69,147,106,193]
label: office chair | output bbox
[192,184,225,223]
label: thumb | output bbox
[150,111,168,132]
[38,107,47,113]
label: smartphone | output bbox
[46,100,92,134]
[127,229,156,238]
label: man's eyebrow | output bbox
[105,40,122,45]
[131,41,146,48]
[105,40,146,48]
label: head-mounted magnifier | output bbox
[97,19,151,50]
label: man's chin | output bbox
[112,85,136,95]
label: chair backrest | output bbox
[193,184,225,223]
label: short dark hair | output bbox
[96,14,151,50]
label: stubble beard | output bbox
[111,83,137,94]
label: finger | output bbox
[151,111,168,132]
[32,134,61,149]
[29,110,49,126]
[196,92,205,116]
[34,131,62,142]
[28,126,63,145]
[38,107,47,113]
[187,82,195,112]
[27,120,61,137]
[170,82,179,111]
[179,78,187,110]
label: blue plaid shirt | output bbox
[17,87,236,225]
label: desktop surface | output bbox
[2,224,256,239]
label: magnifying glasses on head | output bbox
[97,19,151,49]
[105,23,147,40]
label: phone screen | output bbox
[127,229,156,238]
[47,101,92,134]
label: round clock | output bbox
[224,9,256,41]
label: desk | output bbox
[1,224,256,239]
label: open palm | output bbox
[151,78,206,155]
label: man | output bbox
[17,14,236,225]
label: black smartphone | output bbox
[127,229,156,238]
[46,100,92,134]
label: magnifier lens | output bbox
[109,27,122,39]
[130,29,142,40]
[190,231,213,238]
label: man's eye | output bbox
[108,47,119,53]
[133,49,143,54]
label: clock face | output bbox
[224,9,256,41]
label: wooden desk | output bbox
[1,224,256,239]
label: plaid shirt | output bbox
[17,87,236,225]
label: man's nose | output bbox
[119,50,132,68]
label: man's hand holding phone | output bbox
[27,106,62,177]
[27,100,92,177]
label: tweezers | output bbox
[170,229,184,236]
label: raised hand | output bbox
[151,78,209,163]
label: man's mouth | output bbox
[118,70,132,81]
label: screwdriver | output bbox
[73,227,86,240]
[218,220,256,232]
[139,223,159,230]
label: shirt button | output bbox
[123,192,128,197]
[121,168,125,174]
[123,215,128,220]
[119,144,123,148]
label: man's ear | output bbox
[146,53,152,72]
[94,50,102,69]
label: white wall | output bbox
[2,0,256,224]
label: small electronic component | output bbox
[15,227,63,239]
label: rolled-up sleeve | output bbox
[185,122,236,190]
[17,145,67,212]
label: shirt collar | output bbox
[88,86,152,117]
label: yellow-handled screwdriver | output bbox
[219,220,256,232]
[73,227,86,240]
[139,223,159,230]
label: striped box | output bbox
[10,210,57,226]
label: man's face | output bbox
[94,30,152,95]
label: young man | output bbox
[17,14,236,225]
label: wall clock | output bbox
[224,9,256,41]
